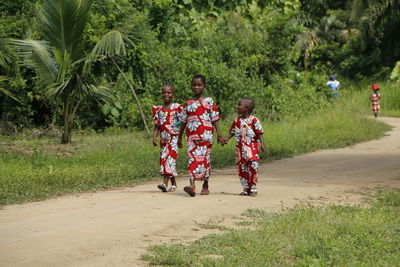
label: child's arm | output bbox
[257,133,266,153]
[224,132,234,145]
[177,122,187,148]
[212,120,225,145]
[152,126,159,146]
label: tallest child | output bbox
[178,74,224,197]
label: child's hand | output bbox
[160,139,168,146]
[217,136,225,145]
[260,144,267,153]
[152,138,158,147]
[178,137,183,148]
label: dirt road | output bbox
[1,117,399,267]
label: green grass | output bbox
[0,101,391,205]
[142,188,400,266]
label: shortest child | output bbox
[370,83,381,118]
[152,85,183,192]
[224,98,266,196]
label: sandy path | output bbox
[1,117,399,267]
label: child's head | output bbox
[161,84,174,103]
[237,98,255,115]
[191,74,206,97]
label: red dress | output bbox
[180,97,220,180]
[229,115,264,190]
[152,103,183,177]
[370,92,381,112]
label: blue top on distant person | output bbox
[326,75,340,97]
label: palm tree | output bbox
[0,38,20,103]
[13,0,146,143]
[296,12,352,68]
[350,0,400,64]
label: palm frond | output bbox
[295,29,321,66]
[12,39,58,86]
[91,22,149,58]
[0,39,12,68]
[40,0,94,59]
[91,30,126,57]
[350,0,368,22]
[0,76,21,103]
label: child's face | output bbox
[237,100,249,115]
[191,78,205,96]
[161,86,174,103]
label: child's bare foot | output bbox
[168,185,177,192]
[184,186,196,197]
[157,183,167,192]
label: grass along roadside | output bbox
[0,104,391,205]
[142,188,400,266]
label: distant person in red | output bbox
[223,98,266,196]
[370,83,381,118]
[152,85,183,192]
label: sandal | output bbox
[184,186,196,197]
[249,188,258,197]
[200,188,209,195]
[157,183,167,192]
[168,185,177,192]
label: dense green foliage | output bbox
[142,188,400,266]
[1,0,399,136]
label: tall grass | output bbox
[142,188,400,266]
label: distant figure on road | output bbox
[326,74,340,98]
[370,83,381,118]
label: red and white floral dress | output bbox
[370,92,381,112]
[180,97,220,180]
[229,115,264,191]
[152,103,183,177]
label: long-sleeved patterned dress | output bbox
[229,115,264,191]
[152,103,183,177]
[370,92,381,113]
[180,97,220,180]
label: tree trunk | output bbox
[61,97,73,144]
[111,57,150,135]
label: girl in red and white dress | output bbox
[224,98,266,196]
[370,83,381,118]
[152,85,183,192]
[178,74,224,197]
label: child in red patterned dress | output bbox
[224,98,266,196]
[152,85,183,192]
[370,83,381,118]
[178,74,224,197]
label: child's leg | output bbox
[238,163,250,194]
[170,176,177,186]
[163,174,169,187]
[157,174,169,192]
[200,142,212,194]
[248,161,259,196]
[167,176,177,192]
